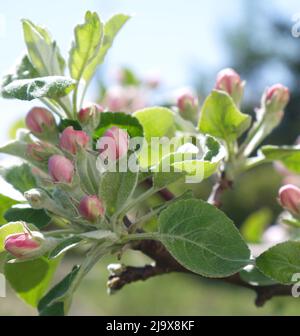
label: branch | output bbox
[108,239,293,307]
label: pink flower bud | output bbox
[177,91,198,112]
[78,104,104,124]
[278,184,300,216]
[79,195,105,222]
[4,231,43,259]
[215,68,245,105]
[59,127,89,154]
[98,126,129,162]
[265,84,290,111]
[48,155,74,183]
[25,107,56,134]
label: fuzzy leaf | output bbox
[158,199,251,277]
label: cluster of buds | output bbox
[215,68,245,106]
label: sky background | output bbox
[0,0,299,143]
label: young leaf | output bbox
[260,145,300,173]
[0,195,17,225]
[49,237,82,259]
[1,163,37,193]
[158,199,251,277]
[256,241,300,284]
[99,170,139,216]
[38,265,80,316]
[1,76,76,101]
[69,11,103,82]
[133,107,175,141]
[93,112,143,140]
[5,257,60,307]
[198,90,251,141]
[22,19,65,76]
[4,205,51,229]
[86,14,130,82]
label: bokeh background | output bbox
[1,0,300,315]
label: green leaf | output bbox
[49,237,82,259]
[86,14,130,80]
[4,205,51,229]
[38,265,80,316]
[69,11,103,82]
[260,145,300,173]
[256,241,300,284]
[0,222,38,252]
[152,136,225,185]
[198,90,251,141]
[0,195,17,225]
[58,119,82,132]
[22,19,65,76]
[133,107,175,141]
[93,112,143,140]
[1,76,76,101]
[1,163,37,193]
[153,171,185,190]
[158,199,251,277]
[99,170,139,215]
[1,54,38,89]
[241,208,272,243]
[5,257,60,307]
[240,267,276,286]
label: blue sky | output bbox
[0,0,299,142]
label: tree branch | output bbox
[108,239,293,307]
[111,177,293,307]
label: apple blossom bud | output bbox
[4,229,44,259]
[278,184,300,216]
[264,84,290,112]
[98,126,129,162]
[78,104,104,124]
[59,127,89,154]
[215,68,245,105]
[177,91,198,113]
[79,195,105,222]
[48,155,74,183]
[25,107,56,134]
